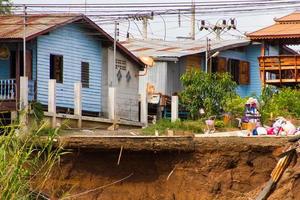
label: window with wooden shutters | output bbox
[211,57,227,73]
[50,54,63,83]
[19,50,33,80]
[217,57,227,73]
[186,55,201,72]
[81,62,89,88]
[239,61,250,85]
[228,59,240,83]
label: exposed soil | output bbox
[44,137,300,200]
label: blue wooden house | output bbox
[0,14,144,121]
[121,38,262,98]
[210,42,262,97]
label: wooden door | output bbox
[186,55,201,71]
[217,57,227,73]
[19,50,32,80]
[26,50,32,80]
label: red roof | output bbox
[248,12,300,40]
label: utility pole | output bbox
[130,13,153,40]
[205,37,209,73]
[23,5,27,77]
[142,17,148,40]
[113,21,119,86]
[190,0,196,40]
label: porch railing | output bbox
[259,55,300,84]
[0,79,16,100]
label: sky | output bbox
[12,0,297,41]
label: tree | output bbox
[0,0,11,14]
[180,69,237,118]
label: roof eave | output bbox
[211,41,251,52]
[249,34,300,40]
[153,57,179,62]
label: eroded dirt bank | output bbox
[45,137,300,200]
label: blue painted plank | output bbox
[0,59,10,79]
[245,44,262,97]
[215,44,262,97]
[36,23,102,112]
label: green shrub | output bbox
[214,120,225,128]
[0,0,12,14]
[223,95,247,118]
[180,69,237,118]
[259,87,300,123]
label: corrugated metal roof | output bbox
[248,12,300,40]
[120,38,250,59]
[0,14,82,40]
[0,14,145,68]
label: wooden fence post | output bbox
[48,79,56,128]
[171,95,179,122]
[74,82,82,128]
[108,87,116,120]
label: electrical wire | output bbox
[7,1,300,7]
[158,14,167,41]
[1,1,298,41]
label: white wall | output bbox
[102,47,140,122]
[166,59,186,96]
[139,61,168,97]
[139,59,187,97]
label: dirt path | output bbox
[43,137,300,200]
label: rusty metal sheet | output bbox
[0,14,81,39]
[121,38,250,58]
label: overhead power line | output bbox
[6,1,299,18]
[0,1,297,41]
[6,0,300,7]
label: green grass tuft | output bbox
[142,119,204,135]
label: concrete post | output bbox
[48,79,56,128]
[11,111,18,124]
[74,82,82,128]
[140,92,148,127]
[19,76,28,130]
[20,76,28,111]
[108,87,116,120]
[171,95,179,122]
